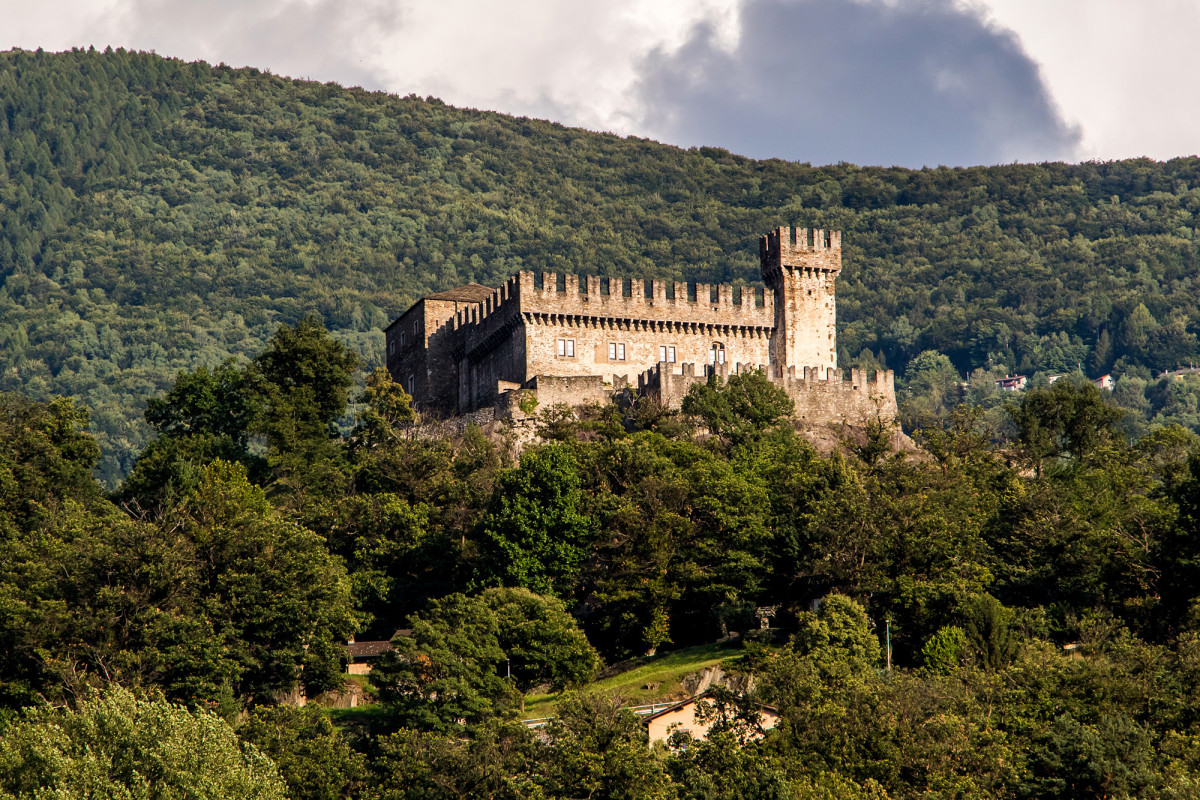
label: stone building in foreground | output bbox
[385,228,896,427]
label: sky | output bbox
[5,0,1198,168]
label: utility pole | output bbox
[886,618,892,673]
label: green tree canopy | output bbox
[1009,379,1125,474]
[480,587,600,692]
[792,594,881,675]
[473,443,595,598]
[0,687,286,800]
[681,369,795,447]
[371,592,519,732]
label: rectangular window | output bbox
[557,339,575,357]
[406,375,415,395]
[609,342,625,361]
[398,330,406,348]
[388,339,396,355]
[658,345,676,363]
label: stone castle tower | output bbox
[760,227,840,373]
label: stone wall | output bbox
[522,374,615,408]
[637,361,897,428]
[522,312,773,391]
[384,303,422,391]
[421,299,464,411]
[452,276,527,412]
[447,270,776,414]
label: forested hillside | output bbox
[6,324,1200,797]
[4,47,1200,482]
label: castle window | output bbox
[659,345,676,363]
[710,342,725,365]
[557,338,575,358]
[406,375,415,395]
[388,339,396,356]
[398,330,406,348]
[608,342,626,361]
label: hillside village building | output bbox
[385,228,896,427]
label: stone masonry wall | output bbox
[638,362,897,427]
[447,271,776,413]
[522,313,773,390]
[452,276,527,412]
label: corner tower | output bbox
[760,226,840,373]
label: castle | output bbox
[384,228,896,427]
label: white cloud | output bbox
[368,0,740,134]
[634,0,1080,166]
[4,0,1199,164]
[979,0,1200,160]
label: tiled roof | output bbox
[425,283,495,303]
[346,640,393,659]
[346,629,411,660]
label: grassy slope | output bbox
[324,641,745,725]
[521,641,744,720]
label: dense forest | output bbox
[4,317,1200,798]
[3,48,1200,483]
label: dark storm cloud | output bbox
[635,0,1080,167]
[118,0,400,90]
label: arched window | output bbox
[710,342,725,364]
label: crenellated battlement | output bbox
[637,361,896,425]
[515,271,776,329]
[760,226,842,278]
[445,271,780,334]
[450,274,521,332]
